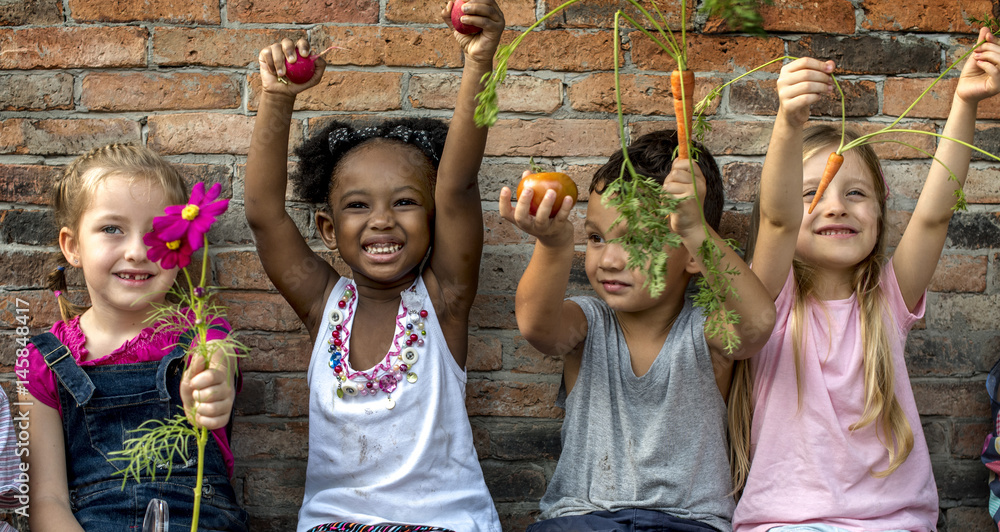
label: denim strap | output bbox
[33,332,96,407]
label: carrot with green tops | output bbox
[808,151,845,214]
[671,69,695,159]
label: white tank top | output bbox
[298,275,501,532]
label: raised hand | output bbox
[663,158,707,240]
[499,170,576,247]
[957,27,1000,105]
[442,0,505,66]
[776,57,835,127]
[258,38,327,97]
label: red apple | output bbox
[451,0,482,35]
[516,172,578,217]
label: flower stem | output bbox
[190,426,208,532]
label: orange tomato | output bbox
[516,172,578,217]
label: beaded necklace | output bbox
[326,280,427,410]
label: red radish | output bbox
[284,52,318,84]
[451,0,482,35]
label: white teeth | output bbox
[118,273,151,280]
[820,230,853,236]
[364,243,401,254]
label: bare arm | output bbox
[245,39,338,338]
[665,159,776,361]
[19,395,84,532]
[425,0,505,319]
[752,58,835,298]
[500,180,588,358]
[894,27,1000,309]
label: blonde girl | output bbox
[21,144,246,532]
[732,27,1000,532]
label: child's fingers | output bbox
[295,38,310,59]
[442,1,455,27]
[266,42,287,77]
[532,189,559,221]
[498,186,516,222]
[459,0,503,31]
[280,38,298,62]
[258,46,280,77]
[552,196,575,224]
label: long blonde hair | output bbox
[48,143,188,322]
[729,125,913,496]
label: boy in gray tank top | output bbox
[497,130,776,532]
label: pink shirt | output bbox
[25,314,237,477]
[734,260,937,532]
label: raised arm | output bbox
[752,58,835,298]
[894,27,1000,310]
[500,177,588,358]
[665,159,775,362]
[424,0,505,315]
[245,39,338,338]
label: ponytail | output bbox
[46,265,88,322]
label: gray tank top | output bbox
[538,295,734,532]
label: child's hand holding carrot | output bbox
[663,158,707,241]
[258,38,326,96]
[776,57,834,127]
[500,170,576,248]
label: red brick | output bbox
[249,71,402,112]
[542,0,689,29]
[386,0,537,26]
[483,205,587,246]
[633,35,785,74]
[927,293,1000,331]
[382,27,464,68]
[81,72,240,112]
[312,26,385,67]
[242,467,307,507]
[147,113,261,156]
[0,0,62,25]
[721,161,762,204]
[152,28,291,68]
[409,73,562,114]
[469,293,516,329]
[0,27,147,69]
[68,0,220,23]
[885,77,1000,120]
[0,118,141,156]
[721,210,751,245]
[0,164,60,204]
[833,121,938,161]
[216,292,304,332]
[466,378,562,417]
[232,421,309,461]
[944,506,996,532]
[214,251,275,291]
[965,164,1000,204]
[509,336,563,374]
[237,333,313,372]
[861,0,989,33]
[759,0,856,34]
[0,290,64,330]
[468,334,502,372]
[0,73,73,111]
[0,249,64,289]
[928,254,987,293]
[505,30,616,72]
[912,380,988,418]
[486,118,619,157]
[227,0,378,24]
[270,377,309,416]
[953,420,990,459]
[569,73,672,116]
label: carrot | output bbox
[808,151,845,214]
[671,69,695,160]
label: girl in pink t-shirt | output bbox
[20,144,246,531]
[731,28,1000,532]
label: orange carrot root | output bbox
[808,151,845,214]
[671,70,695,160]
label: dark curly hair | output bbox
[291,117,450,205]
[591,129,723,231]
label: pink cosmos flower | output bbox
[152,182,230,252]
[143,230,194,269]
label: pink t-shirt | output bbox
[733,260,937,532]
[25,314,237,477]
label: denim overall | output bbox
[32,331,248,532]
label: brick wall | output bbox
[2,0,999,530]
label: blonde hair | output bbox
[728,125,912,496]
[48,143,188,321]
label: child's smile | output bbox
[328,142,435,285]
